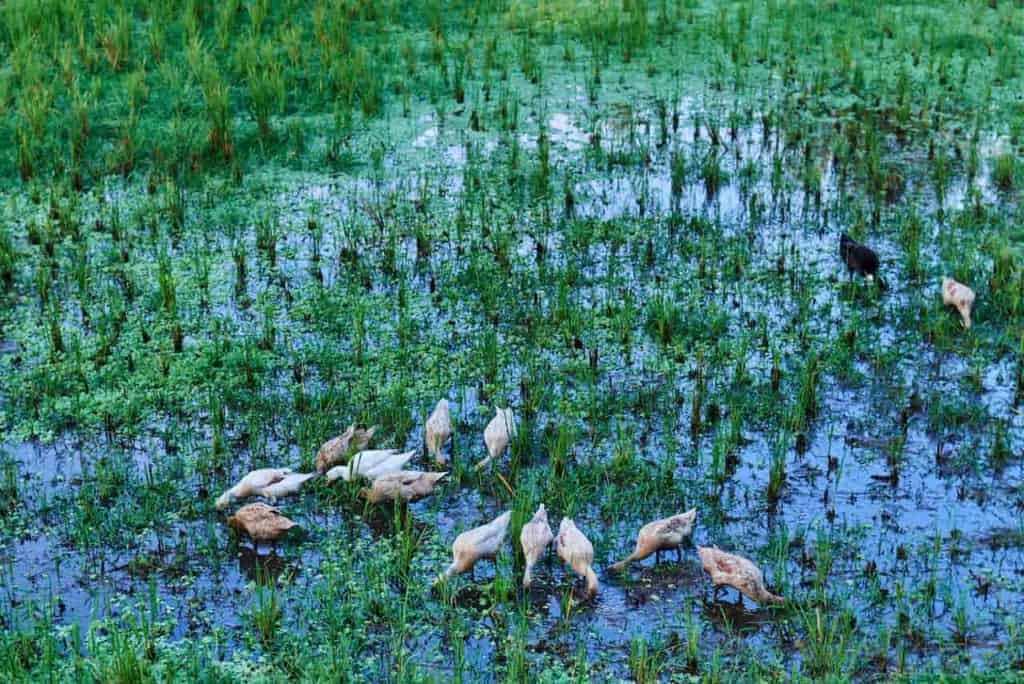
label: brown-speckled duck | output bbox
[358,470,448,504]
[942,276,975,329]
[697,546,783,605]
[316,425,378,473]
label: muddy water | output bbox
[1,71,1022,678]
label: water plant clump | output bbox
[0,0,1022,681]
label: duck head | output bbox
[326,465,351,482]
[216,491,234,511]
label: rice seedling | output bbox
[766,430,787,505]
[992,153,1017,190]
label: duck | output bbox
[839,233,885,288]
[556,518,598,598]
[259,472,318,503]
[325,449,415,482]
[437,511,512,583]
[425,399,452,464]
[609,509,697,572]
[520,504,554,588]
[227,503,298,551]
[315,425,378,473]
[697,546,784,605]
[216,468,293,510]
[942,276,975,329]
[475,407,516,470]
[359,470,448,504]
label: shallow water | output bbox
[1,50,1022,681]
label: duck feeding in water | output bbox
[839,233,885,288]
[425,399,452,464]
[436,511,512,583]
[359,470,448,504]
[697,546,784,605]
[216,468,293,510]
[315,425,378,473]
[227,503,298,551]
[325,448,415,482]
[258,472,318,503]
[476,407,516,470]
[609,509,697,573]
[941,276,975,329]
[556,518,598,598]
[520,504,554,589]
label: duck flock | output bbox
[216,235,977,607]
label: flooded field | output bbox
[1,0,1023,681]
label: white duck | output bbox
[216,468,293,510]
[556,518,598,598]
[437,511,512,583]
[425,399,452,464]
[325,449,415,482]
[259,472,318,503]
[520,504,554,588]
[475,407,516,470]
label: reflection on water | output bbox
[237,546,292,585]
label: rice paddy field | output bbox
[2,0,1024,681]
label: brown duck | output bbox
[359,470,448,504]
[227,503,298,551]
[316,425,377,473]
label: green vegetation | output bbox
[0,0,1023,681]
